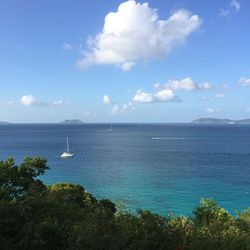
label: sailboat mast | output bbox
[67,136,69,152]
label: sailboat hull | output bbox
[61,136,74,158]
[60,152,74,158]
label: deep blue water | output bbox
[0,123,250,215]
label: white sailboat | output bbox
[61,136,74,158]
[108,123,113,132]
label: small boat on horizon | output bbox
[61,136,74,158]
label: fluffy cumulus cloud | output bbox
[77,0,201,70]
[166,77,212,91]
[133,89,181,103]
[206,107,220,114]
[103,95,134,115]
[132,77,212,104]
[133,91,153,103]
[111,102,134,115]
[103,95,112,104]
[239,77,250,86]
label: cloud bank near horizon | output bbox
[20,95,68,107]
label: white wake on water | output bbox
[151,137,199,140]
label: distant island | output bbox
[191,118,250,124]
[2,119,250,125]
[60,119,84,124]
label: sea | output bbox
[0,123,250,216]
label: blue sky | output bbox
[0,0,249,123]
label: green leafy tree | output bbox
[1,157,250,250]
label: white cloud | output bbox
[122,102,135,112]
[198,82,212,90]
[103,94,134,115]
[214,93,225,98]
[230,0,240,12]
[77,0,201,70]
[166,77,212,91]
[155,89,180,102]
[133,90,153,103]
[111,104,120,115]
[52,100,68,106]
[133,77,212,104]
[62,43,73,50]
[133,89,180,103]
[111,102,134,115]
[0,100,15,106]
[20,95,68,107]
[103,95,112,104]
[20,95,35,106]
[239,77,250,86]
[206,107,220,113]
[219,0,240,17]
[219,8,230,17]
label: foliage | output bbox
[0,157,250,250]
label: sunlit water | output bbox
[0,124,250,215]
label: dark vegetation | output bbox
[0,157,249,250]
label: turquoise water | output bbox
[0,124,250,215]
